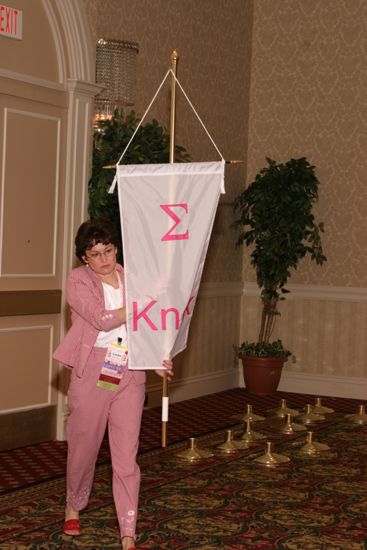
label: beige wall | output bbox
[0,1,252,446]
[0,0,97,447]
[242,0,367,394]
[247,0,367,287]
[0,97,67,290]
[0,0,67,447]
[0,314,60,410]
[84,0,251,168]
[83,0,253,401]
[0,0,66,292]
[83,0,252,282]
[4,0,364,447]
[0,0,59,81]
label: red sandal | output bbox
[63,518,81,536]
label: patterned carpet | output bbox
[0,388,360,493]
[0,388,366,548]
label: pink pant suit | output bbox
[53,263,145,540]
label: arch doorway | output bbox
[0,0,99,448]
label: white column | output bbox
[56,79,103,440]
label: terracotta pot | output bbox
[240,355,285,396]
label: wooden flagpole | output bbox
[161,49,179,448]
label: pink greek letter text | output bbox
[160,203,189,241]
[132,300,158,331]
[161,307,180,330]
[182,296,195,320]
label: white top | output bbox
[94,281,127,348]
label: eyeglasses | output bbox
[85,245,116,261]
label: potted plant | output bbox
[89,109,189,261]
[232,157,327,395]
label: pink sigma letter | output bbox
[132,300,158,331]
[160,203,189,241]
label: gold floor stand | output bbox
[172,403,365,465]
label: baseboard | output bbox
[0,405,57,451]
[277,370,367,400]
[145,368,240,408]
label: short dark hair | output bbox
[75,219,118,261]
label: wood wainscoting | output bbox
[0,290,62,450]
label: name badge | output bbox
[97,339,128,391]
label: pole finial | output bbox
[171,49,179,61]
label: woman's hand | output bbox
[155,359,173,381]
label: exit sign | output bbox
[0,4,22,40]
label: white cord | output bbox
[109,69,172,193]
[109,68,225,194]
[171,70,224,161]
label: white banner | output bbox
[116,161,225,369]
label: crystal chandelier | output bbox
[94,38,139,125]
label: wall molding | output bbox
[0,290,61,316]
[276,371,367,400]
[67,78,103,97]
[237,366,367,400]
[42,0,95,83]
[199,281,243,298]
[0,108,61,278]
[0,67,66,91]
[244,281,367,302]
[0,324,54,413]
[145,367,240,408]
[48,1,97,441]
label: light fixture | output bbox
[94,38,139,126]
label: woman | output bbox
[53,219,173,550]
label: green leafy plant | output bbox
[237,340,291,358]
[233,157,327,357]
[88,109,190,260]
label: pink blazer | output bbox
[53,263,145,382]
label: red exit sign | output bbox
[0,4,22,40]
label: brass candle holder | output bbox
[176,437,214,462]
[298,431,330,455]
[267,398,300,418]
[254,441,290,466]
[312,397,334,414]
[346,404,367,425]
[296,404,325,425]
[236,419,266,449]
[242,419,267,441]
[277,413,307,435]
[216,430,240,455]
[233,403,265,423]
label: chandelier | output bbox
[94,38,139,125]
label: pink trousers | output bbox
[66,347,146,539]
